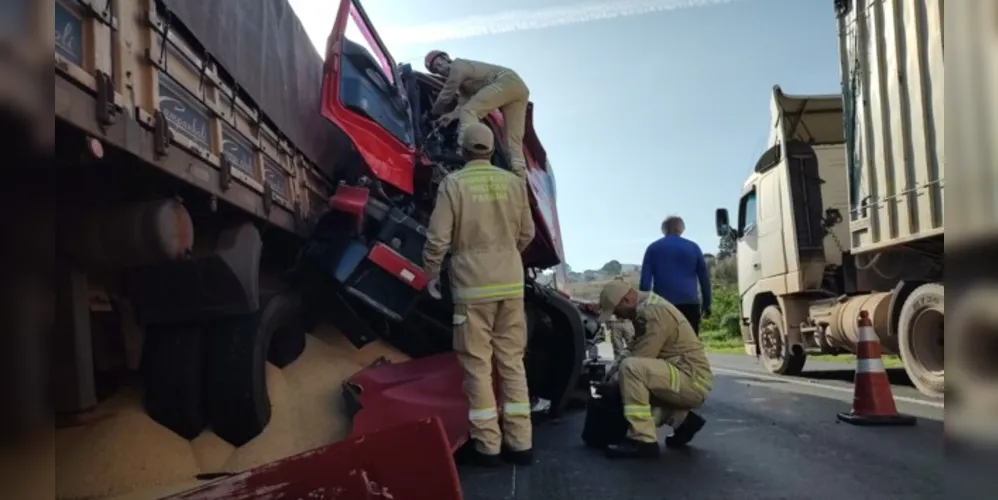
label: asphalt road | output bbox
[459,353,946,500]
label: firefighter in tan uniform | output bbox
[422,122,536,467]
[596,280,713,459]
[424,50,530,178]
[604,319,635,358]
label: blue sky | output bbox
[290,0,843,270]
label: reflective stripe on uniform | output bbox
[453,165,495,179]
[666,363,681,392]
[469,407,498,420]
[503,402,531,416]
[454,166,512,203]
[455,165,496,176]
[623,404,652,419]
[454,282,524,301]
[692,376,712,395]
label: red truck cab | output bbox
[319,0,566,270]
[294,0,587,445]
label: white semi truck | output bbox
[714,0,945,398]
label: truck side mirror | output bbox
[715,208,732,237]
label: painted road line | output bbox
[712,367,945,409]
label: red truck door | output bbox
[321,0,417,194]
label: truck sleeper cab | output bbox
[715,86,943,398]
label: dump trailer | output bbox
[50,0,586,497]
[714,0,944,398]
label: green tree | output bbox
[717,234,736,259]
[600,260,622,274]
[708,256,738,287]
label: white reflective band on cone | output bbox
[857,326,878,342]
[856,358,886,373]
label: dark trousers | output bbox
[674,303,702,336]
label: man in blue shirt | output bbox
[639,216,711,336]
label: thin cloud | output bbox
[380,0,741,46]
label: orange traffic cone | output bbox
[837,310,917,426]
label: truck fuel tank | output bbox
[808,292,896,354]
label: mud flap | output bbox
[344,353,469,453]
[162,417,462,500]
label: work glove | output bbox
[427,277,443,300]
[435,110,459,127]
[702,305,712,318]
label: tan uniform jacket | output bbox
[431,59,522,116]
[625,292,713,378]
[423,160,535,304]
[605,320,635,359]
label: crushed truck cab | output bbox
[49,0,588,497]
[298,0,586,454]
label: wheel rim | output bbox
[910,307,944,379]
[760,320,784,367]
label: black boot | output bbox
[665,411,706,449]
[605,438,660,459]
[456,441,502,468]
[501,447,534,466]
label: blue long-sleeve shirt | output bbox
[639,235,711,308]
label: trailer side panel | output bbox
[837,0,944,252]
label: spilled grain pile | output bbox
[56,324,408,500]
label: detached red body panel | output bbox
[163,417,462,500]
[346,353,470,452]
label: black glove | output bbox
[702,305,712,318]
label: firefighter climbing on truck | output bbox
[424,50,531,178]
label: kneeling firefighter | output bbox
[596,280,714,458]
[422,122,537,467]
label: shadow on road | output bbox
[793,367,913,387]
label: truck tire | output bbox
[897,283,944,398]
[204,292,300,446]
[758,305,806,376]
[141,322,206,440]
[266,293,307,368]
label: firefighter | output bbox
[596,280,713,459]
[422,122,536,467]
[424,50,530,178]
[604,319,635,358]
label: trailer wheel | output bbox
[142,322,206,440]
[267,293,307,368]
[204,292,300,446]
[758,305,806,375]
[898,283,944,398]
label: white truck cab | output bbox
[716,86,943,399]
